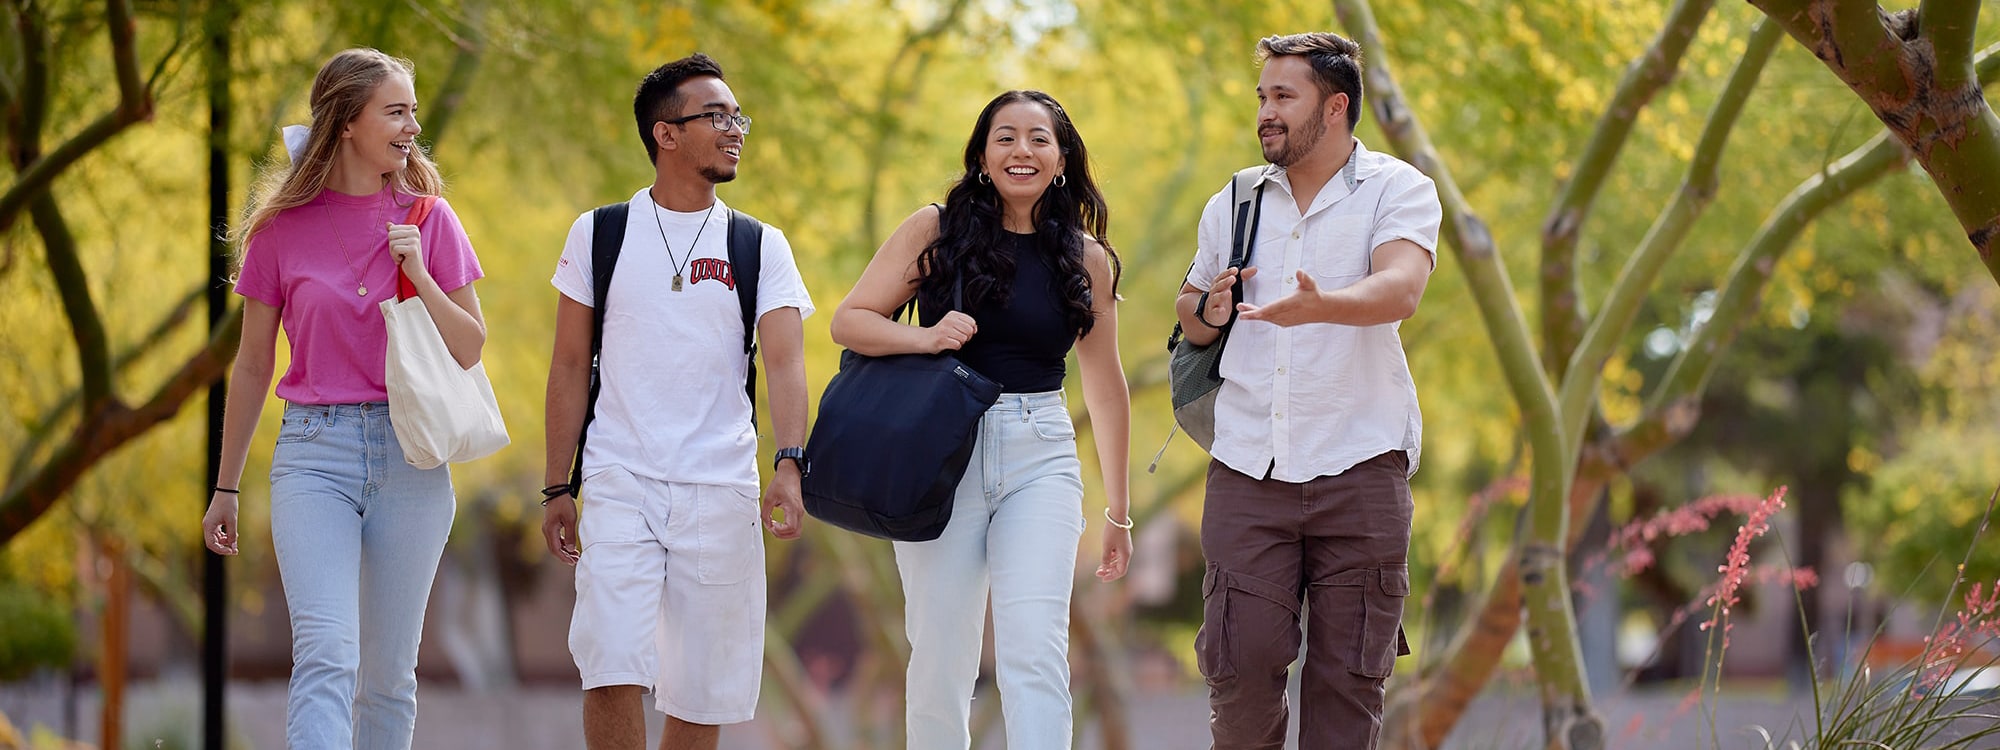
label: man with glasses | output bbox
[541,52,813,750]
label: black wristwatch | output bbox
[774,446,810,477]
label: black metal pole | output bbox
[202,3,235,748]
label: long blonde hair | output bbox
[234,48,444,249]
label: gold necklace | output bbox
[322,192,387,297]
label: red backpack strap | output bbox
[395,196,438,301]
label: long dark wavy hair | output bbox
[916,90,1118,338]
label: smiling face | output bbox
[978,101,1066,219]
[338,71,421,178]
[656,76,744,185]
[1256,55,1344,167]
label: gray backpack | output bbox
[1162,166,1265,458]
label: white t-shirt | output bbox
[552,190,815,493]
[1185,139,1440,483]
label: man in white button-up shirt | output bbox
[1176,32,1440,750]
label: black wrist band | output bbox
[211,486,239,495]
[540,484,573,507]
[1195,291,1227,329]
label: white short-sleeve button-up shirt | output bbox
[1184,139,1442,483]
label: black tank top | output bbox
[918,232,1074,393]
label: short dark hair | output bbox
[634,53,726,164]
[1256,33,1364,132]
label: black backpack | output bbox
[567,201,764,491]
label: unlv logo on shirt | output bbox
[688,258,735,290]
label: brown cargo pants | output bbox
[1196,451,1413,750]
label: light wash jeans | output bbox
[895,390,1087,750]
[268,402,455,750]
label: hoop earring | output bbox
[977,172,990,185]
[1053,174,1068,188]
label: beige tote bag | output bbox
[381,196,508,469]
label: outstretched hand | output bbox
[1236,270,1325,327]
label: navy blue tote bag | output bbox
[802,298,1001,542]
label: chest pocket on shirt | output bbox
[1311,214,1374,282]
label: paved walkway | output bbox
[6,677,1989,749]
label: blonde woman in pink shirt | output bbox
[199,48,485,750]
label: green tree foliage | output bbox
[2,1,1997,748]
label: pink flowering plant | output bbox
[1731,485,2000,749]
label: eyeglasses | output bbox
[664,111,752,135]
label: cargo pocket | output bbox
[1353,564,1410,679]
[1195,563,1234,683]
[1197,562,1303,686]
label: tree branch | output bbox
[0,305,243,544]
[1330,1,1601,746]
[858,0,974,249]
[1921,0,1980,90]
[31,192,110,406]
[106,0,140,112]
[415,2,483,153]
[1556,19,1784,457]
[7,284,208,482]
[1753,3,2000,282]
[0,0,155,234]
[1618,44,2000,459]
[1638,131,1905,450]
[1539,0,1717,380]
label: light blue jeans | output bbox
[268,402,455,750]
[895,390,1087,750]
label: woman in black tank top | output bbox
[830,90,1133,749]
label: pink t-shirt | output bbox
[236,184,484,404]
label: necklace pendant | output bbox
[672,274,684,292]
[357,284,368,297]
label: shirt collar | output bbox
[1259,137,1379,193]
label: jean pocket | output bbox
[695,488,762,585]
[274,412,326,445]
[1029,408,1075,442]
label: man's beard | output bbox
[700,164,738,184]
[1262,114,1327,167]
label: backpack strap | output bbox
[1226,165,1266,279]
[1166,166,1267,354]
[1210,167,1266,376]
[569,202,630,491]
[727,209,764,422]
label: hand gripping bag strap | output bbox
[394,197,437,299]
[1160,167,1265,457]
[801,274,994,541]
[384,195,510,467]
